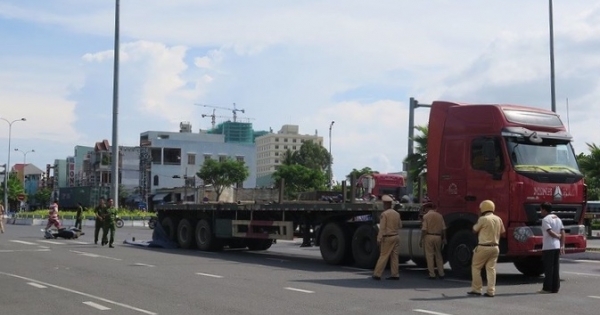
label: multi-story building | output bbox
[140,122,257,201]
[255,124,323,187]
[74,145,94,186]
[11,163,44,196]
[82,140,140,194]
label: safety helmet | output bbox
[381,195,394,202]
[479,200,495,213]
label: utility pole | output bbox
[110,0,121,208]
[406,97,431,196]
[549,0,556,112]
[329,121,335,190]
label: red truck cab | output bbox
[427,101,587,276]
[356,173,407,200]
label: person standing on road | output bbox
[102,198,117,248]
[0,203,5,233]
[94,198,106,245]
[75,202,84,230]
[45,201,61,232]
[372,194,402,280]
[468,199,505,297]
[539,202,565,294]
[420,203,446,279]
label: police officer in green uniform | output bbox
[102,198,117,248]
[75,202,84,230]
[94,198,106,245]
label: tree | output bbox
[577,143,600,200]
[347,167,378,182]
[288,140,331,171]
[0,174,26,210]
[197,158,250,201]
[403,125,428,189]
[32,188,52,207]
[272,164,327,199]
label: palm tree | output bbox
[403,125,428,186]
[577,143,600,200]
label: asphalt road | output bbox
[1,225,600,315]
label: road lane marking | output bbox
[284,287,314,294]
[10,240,38,245]
[413,309,453,315]
[0,249,50,253]
[589,296,600,299]
[71,241,89,244]
[69,250,122,261]
[134,263,155,267]
[27,282,47,289]
[0,272,156,315]
[38,240,65,245]
[196,272,223,278]
[568,259,600,264]
[564,271,600,277]
[443,278,471,284]
[83,301,111,311]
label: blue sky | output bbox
[1,0,600,182]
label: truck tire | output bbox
[247,239,273,251]
[195,219,223,251]
[177,219,195,249]
[161,217,176,242]
[447,230,477,278]
[351,225,379,269]
[513,257,544,277]
[319,223,350,265]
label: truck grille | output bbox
[523,203,583,225]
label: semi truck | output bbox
[356,173,407,200]
[154,100,588,277]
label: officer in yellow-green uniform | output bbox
[102,198,117,248]
[468,200,505,297]
[420,203,447,279]
[372,194,402,280]
[94,198,106,245]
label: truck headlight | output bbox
[578,225,586,235]
[513,226,533,243]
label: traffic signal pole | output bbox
[406,97,431,197]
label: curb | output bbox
[10,218,149,228]
[586,247,600,252]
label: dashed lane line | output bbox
[284,287,314,294]
[589,296,600,299]
[83,301,111,311]
[0,249,50,253]
[196,272,223,278]
[71,241,90,245]
[69,250,122,261]
[9,240,38,245]
[0,271,156,315]
[134,263,155,267]
[413,309,453,315]
[27,282,48,289]
[38,240,65,245]
[564,271,600,277]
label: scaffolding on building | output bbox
[207,121,255,144]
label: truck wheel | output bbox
[319,223,350,265]
[247,239,273,251]
[448,230,477,278]
[195,219,223,251]
[161,217,176,241]
[177,219,195,249]
[513,257,544,277]
[351,225,379,269]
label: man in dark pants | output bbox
[539,202,565,294]
[75,202,84,230]
[102,198,117,248]
[94,198,106,245]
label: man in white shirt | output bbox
[539,202,565,294]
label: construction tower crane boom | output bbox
[194,103,245,122]
[201,111,255,129]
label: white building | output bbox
[255,124,323,187]
[140,122,257,201]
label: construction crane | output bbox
[195,103,245,122]
[201,110,255,129]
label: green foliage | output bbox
[197,158,250,201]
[403,125,428,185]
[17,208,155,219]
[0,174,25,208]
[283,140,331,171]
[272,164,327,199]
[32,188,52,206]
[577,143,600,200]
[347,167,378,181]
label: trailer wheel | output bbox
[351,225,379,269]
[319,223,350,265]
[195,219,222,251]
[177,219,195,249]
[247,239,273,251]
[161,217,176,242]
[448,230,477,278]
[513,257,544,277]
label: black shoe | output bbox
[467,291,482,296]
[371,276,381,280]
[483,293,494,297]
[94,241,98,245]
[109,245,114,248]
[386,276,400,280]
[428,276,436,280]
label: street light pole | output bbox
[14,148,35,190]
[110,0,121,208]
[328,121,335,190]
[548,0,556,113]
[1,117,26,213]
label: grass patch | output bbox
[15,209,155,220]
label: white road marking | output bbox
[589,296,600,299]
[284,287,314,294]
[564,271,600,277]
[71,241,89,244]
[413,309,453,315]
[27,282,47,289]
[443,278,471,284]
[567,259,600,264]
[195,272,223,278]
[0,249,50,253]
[69,250,122,261]
[10,240,38,245]
[83,301,111,311]
[38,240,65,245]
[134,263,155,267]
[0,272,155,315]
[38,246,50,249]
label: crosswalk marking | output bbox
[10,240,38,245]
[83,301,111,311]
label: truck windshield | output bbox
[505,138,581,174]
